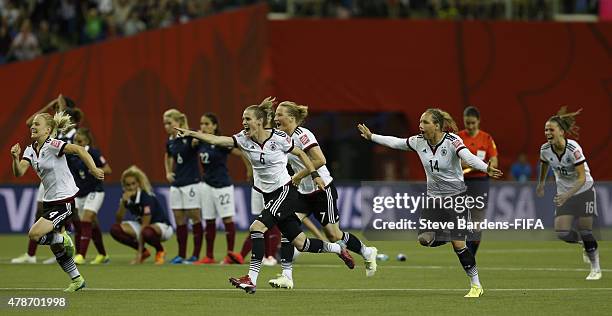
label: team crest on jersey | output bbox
[574,150,582,160]
[182,139,187,144]
[566,157,572,163]
[300,134,309,145]
[270,143,277,151]
[441,148,448,156]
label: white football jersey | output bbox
[407,133,467,197]
[22,138,79,202]
[288,127,333,194]
[233,129,293,193]
[540,139,594,195]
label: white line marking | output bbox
[1,288,612,292]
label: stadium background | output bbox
[0,3,611,233]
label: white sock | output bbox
[281,269,293,280]
[292,247,300,261]
[248,271,258,286]
[588,250,601,271]
[51,232,64,245]
[69,268,80,279]
[361,246,372,259]
[323,242,341,254]
[470,274,481,287]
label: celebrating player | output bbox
[192,113,244,265]
[457,106,498,256]
[71,128,112,265]
[163,109,203,264]
[110,165,173,265]
[11,95,82,264]
[269,100,379,290]
[358,108,503,298]
[175,99,355,294]
[536,107,601,280]
[11,112,104,292]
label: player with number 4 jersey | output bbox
[536,107,600,281]
[11,111,105,292]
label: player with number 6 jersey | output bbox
[175,98,355,294]
[536,107,600,280]
[11,111,105,292]
[358,108,503,298]
[164,109,203,264]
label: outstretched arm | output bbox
[175,127,235,148]
[64,144,105,180]
[357,124,412,151]
[458,149,503,179]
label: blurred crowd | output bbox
[0,0,259,63]
[0,0,600,64]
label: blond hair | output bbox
[36,112,76,138]
[425,108,458,133]
[548,106,582,138]
[121,165,154,195]
[245,96,276,128]
[163,108,189,129]
[278,101,309,125]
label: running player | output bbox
[110,165,173,265]
[358,108,503,298]
[12,95,82,264]
[71,128,112,265]
[175,99,355,294]
[457,106,498,256]
[164,109,203,264]
[192,113,244,265]
[536,107,601,280]
[269,100,379,290]
[11,111,104,292]
[239,99,283,266]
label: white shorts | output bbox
[250,188,264,215]
[169,183,201,210]
[201,182,235,220]
[123,221,174,242]
[75,192,105,217]
[37,183,44,202]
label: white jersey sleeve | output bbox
[568,140,586,165]
[289,127,334,194]
[22,145,35,165]
[47,139,67,157]
[275,130,294,153]
[296,128,318,151]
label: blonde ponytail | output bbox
[278,101,309,125]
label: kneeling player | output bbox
[111,166,173,265]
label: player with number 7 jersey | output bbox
[358,108,503,298]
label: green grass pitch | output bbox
[0,232,610,315]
